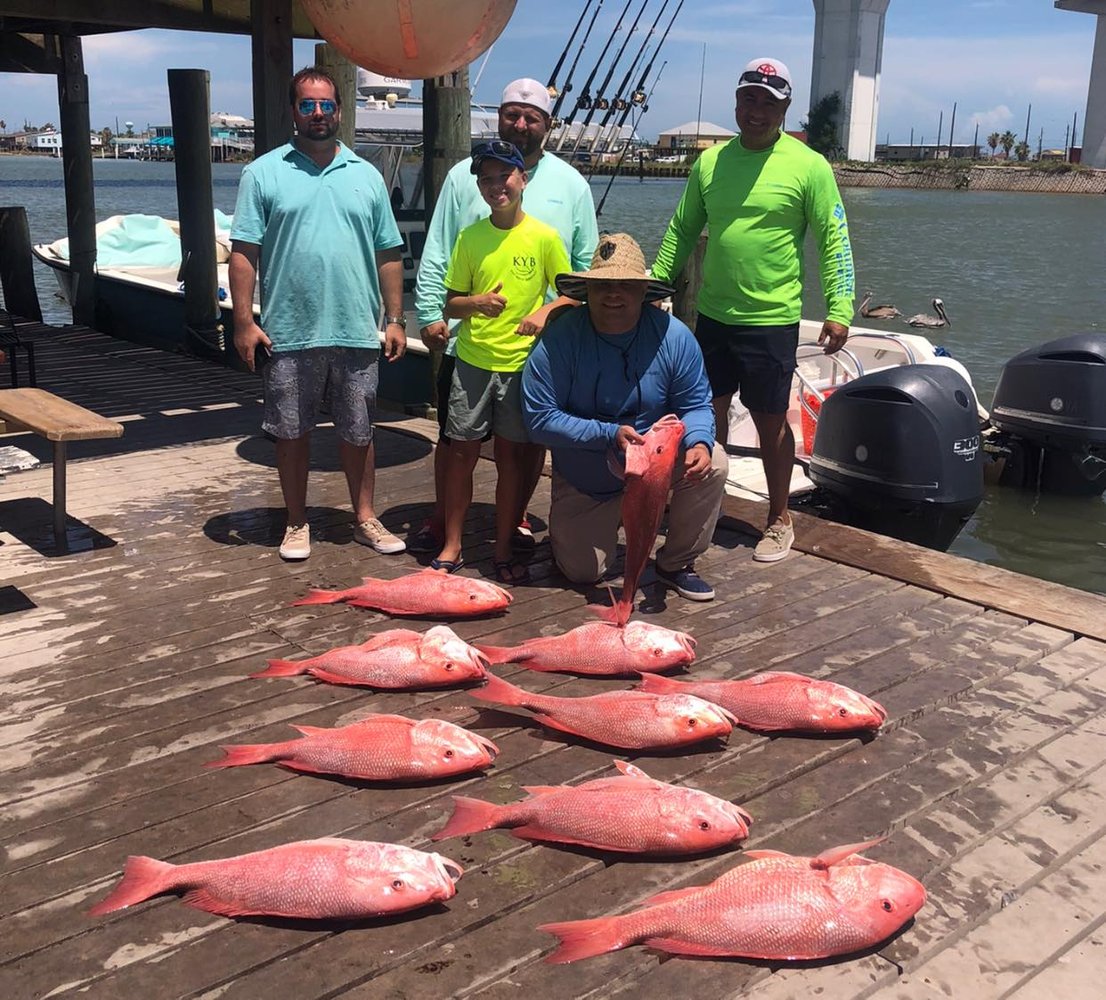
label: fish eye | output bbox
[881,899,893,912]
[653,648,662,656]
[839,707,849,717]
[392,879,405,890]
[699,820,710,831]
[444,749,454,758]
[687,717,697,727]
[444,662,454,671]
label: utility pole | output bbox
[1065,122,1070,159]
[947,102,956,157]
[1037,127,1043,160]
[972,121,979,159]
[936,110,943,153]
[1023,103,1031,147]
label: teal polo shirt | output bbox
[231,141,403,351]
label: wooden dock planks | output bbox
[4,328,1106,998]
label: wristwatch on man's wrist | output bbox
[385,314,405,326]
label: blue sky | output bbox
[0,1,1096,149]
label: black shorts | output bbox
[693,315,799,415]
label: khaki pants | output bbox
[550,442,728,584]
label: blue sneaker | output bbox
[655,565,715,601]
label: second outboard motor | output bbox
[989,332,1106,496]
[808,365,984,551]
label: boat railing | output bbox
[794,342,864,431]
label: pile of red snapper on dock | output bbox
[90,417,922,965]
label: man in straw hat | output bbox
[522,233,727,600]
[651,57,854,564]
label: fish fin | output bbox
[745,671,809,686]
[587,585,631,626]
[358,630,420,650]
[643,937,734,957]
[89,856,177,915]
[613,760,650,779]
[530,713,583,738]
[203,742,285,769]
[636,672,683,694]
[250,659,308,678]
[345,601,415,614]
[276,761,346,778]
[179,888,254,917]
[812,837,886,869]
[289,724,333,737]
[640,886,704,907]
[511,827,613,850]
[623,440,650,478]
[430,796,501,840]
[469,672,527,706]
[349,714,414,727]
[521,785,563,796]
[472,643,534,665]
[290,588,342,607]
[744,849,792,860]
[304,667,369,687]
[539,916,633,964]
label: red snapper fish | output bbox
[597,414,686,626]
[638,670,887,733]
[540,839,925,963]
[251,625,488,689]
[90,838,464,921]
[292,568,512,617]
[205,713,499,781]
[469,673,735,750]
[432,759,751,854]
[474,620,696,676]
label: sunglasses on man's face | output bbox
[297,98,337,116]
[739,71,790,95]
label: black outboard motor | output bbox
[989,332,1106,496]
[808,365,984,550]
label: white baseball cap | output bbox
[500,78,553,116]
[736,58,793,100]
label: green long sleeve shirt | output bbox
[651,133,855,327]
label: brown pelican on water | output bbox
[858,291,902,319]
[905,298,951,329]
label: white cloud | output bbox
[966,105,1014,132]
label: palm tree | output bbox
[987,131,1000,158]
[0,119,6,134]
[1000,130,1016,158]
[1014,140,1031,162]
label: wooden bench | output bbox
[0,388,123,551]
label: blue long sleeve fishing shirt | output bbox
[522,305,716,500]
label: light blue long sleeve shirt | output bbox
[414,151,599,354]
[522,305,716,500]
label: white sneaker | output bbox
[280,523,311,561]
[354,517,406,554]
[754,518,794,563]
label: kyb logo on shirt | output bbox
[512,254,538,280]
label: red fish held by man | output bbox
[469,672,735,750]
[540,839,925,963]
[475,619,696,675]
[638,670,888,733]
[251,625,488,689]
[205,714,499,781]
[90,839,464,921]
[432,759,751,854]
[595,414,685,626]
[291,568,512,617]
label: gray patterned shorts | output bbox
[262,346,379,445]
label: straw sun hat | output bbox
[554,233,674,303]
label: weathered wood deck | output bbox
[3,325,1106,999]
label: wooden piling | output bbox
[56,35,96,327]
[0,207,44,323]
[251,0,293,157]
[314,43,356,151]
[168,69,223,355]
[671,233,706,330]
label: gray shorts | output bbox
[262,346,379,445]
[446,357,529,443]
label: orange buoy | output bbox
[300,0,518,80]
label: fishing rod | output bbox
[555,0,635,151]
[567,0,650,158]
[588,0,670,153]
[595,59,666,217]
[550,0,605,123]
[547,0,595,98]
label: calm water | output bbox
[4,155,1106,593]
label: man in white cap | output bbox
[411,77,599,554]
[522,233,727,601]
[652,57,855,564]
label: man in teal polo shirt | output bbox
[230,66,407,561]
[410,77,599,553]
[653,57,854,564]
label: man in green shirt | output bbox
[652,57,854,563]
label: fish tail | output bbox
[636,672,682,694]
[203,741,285,769]
[472,643,527,665]
[469,672,527,707]
[430,796,501,840]
[539,914,634,964]
[89,856,177,915]
[250,658,308,678]
[290,588,343,607]
[586,585,630,626]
